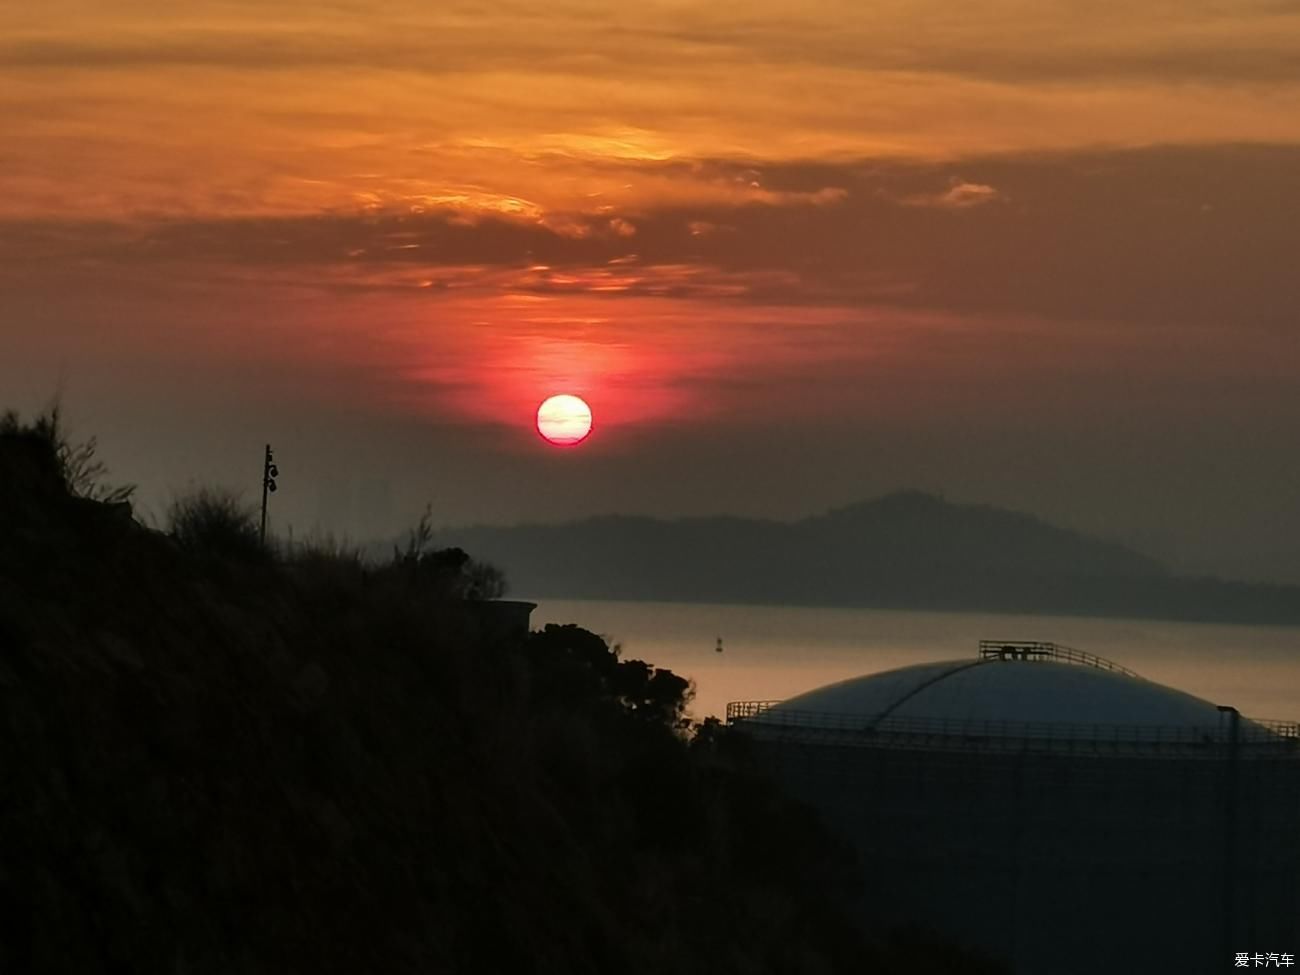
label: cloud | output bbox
[899,181,1000,209]
[4,144,1300,333]
[607,217,637,237]
[7,7,1300,87]
[7,0,1300,229]
[688,221,733,237]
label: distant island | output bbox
[431,491,1300,625]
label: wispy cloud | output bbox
[898,181,1000,209]
[4,145,1298,336]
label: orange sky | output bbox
[3,0,1300,582]
[7,0,1300,221]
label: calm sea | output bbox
[528,599,1300,724]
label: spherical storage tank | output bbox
[727,642,1300,974]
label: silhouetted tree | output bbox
[462,558,507,600]
[527,624,693,730]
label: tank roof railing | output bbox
[978,640,1141,678]
[724,701,1300,756]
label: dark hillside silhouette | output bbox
[432,491,1300,624]
[0,414,1004,975]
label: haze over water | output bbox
[531,599,1300,723]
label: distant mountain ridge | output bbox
[430,491,1300,624]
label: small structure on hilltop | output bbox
[728,641,1300,974]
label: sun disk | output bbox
[536,394,593,446]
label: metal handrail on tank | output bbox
[978,640,1141,678]
[1258,718,1300,739]
[729,701,782,719]
[724,701,1300,754]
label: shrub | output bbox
[1,405,135,504]
[166,487,264,561]
[389,505,508,599]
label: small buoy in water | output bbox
[715,636,724,653]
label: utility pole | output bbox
[260,444,279,547]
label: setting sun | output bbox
[536,394,593,446]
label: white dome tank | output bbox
[728,641,1300,973]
